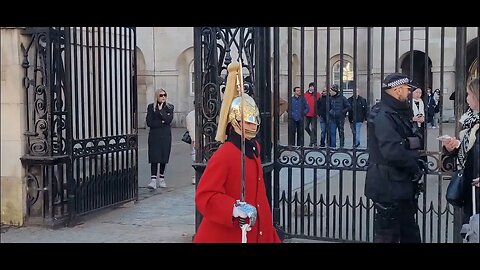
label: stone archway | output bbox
[400,50,433,97]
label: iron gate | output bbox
[194,27,479,243]
[20,27,138,226]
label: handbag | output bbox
[182,131,192,144]
[446,169,465,207]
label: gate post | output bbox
[254,27,273,206]
[19,27,71,227]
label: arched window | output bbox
[332,59,354,92]
[189,61,195,96]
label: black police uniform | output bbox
[365,75,424,243]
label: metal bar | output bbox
[312,27,318,148]
[64,27,75,221]
[325,27,331,238]
[300,26,305,234]
[273,27,280,225]
[437,27,445,243]
[193,27,203,231]
[287,27,292,145]
[345,196,349,240]
[132,27,138,201]
[92,27,98,140]
[338,28,345,239]
[340,27,344,96]
[409,27,414,81]
[313,26,319,237]
[453,27,467,243]
[79,27,86,140]
[395,27,400,72]
[381,27,385,85]
[365,28,372,241]
[97,27,104,207]
[422,26,429,243]
[86,27,92,141]
[45,30,54,158]
[114,27,119,204]
[287,168,292,234]
[119,27,125,202]
[103,27,110,206]
[339,171,344,239]
[352,26,358,241]
[108,27,114,205]
[124,28,130,200]
[91,28,100,210]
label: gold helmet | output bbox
[215,62,260,143]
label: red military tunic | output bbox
[193,139,281,243]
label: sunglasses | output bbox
[159,94,167,97]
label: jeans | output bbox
[319,118,328,146]
[289,119,304,146]
[350,122,363,146]
[329,118,345,147]
[304,116,316,145]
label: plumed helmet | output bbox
[228,94,260,126]
[215,62,260,143]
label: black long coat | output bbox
[146,102,174,164]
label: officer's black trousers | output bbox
[373,200,421,243]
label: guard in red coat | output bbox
[193,63,281,243]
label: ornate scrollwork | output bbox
[198,28,257,162]
[26,173,40,206]
[276,145,369,170]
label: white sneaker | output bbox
[192,176,196,185]
[158,176,167,188]
[147,179,157,190]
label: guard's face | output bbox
[243,121,258,131]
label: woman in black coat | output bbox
[442,78,480,225]
[146,88,174,190]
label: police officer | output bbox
[365,73,425,243]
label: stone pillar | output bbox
[1,27,27,226]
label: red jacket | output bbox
[304,91,321,117]
[193,141,281,243]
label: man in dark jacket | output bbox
[289,86,309,146]
[347,90,368,147]
[317,88,329,147]
[328,84,351,147]
[365,73,424,243]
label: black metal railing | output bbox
[21,27,138,226]
[193,27,478,242]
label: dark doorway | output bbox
[401,50,433,95]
